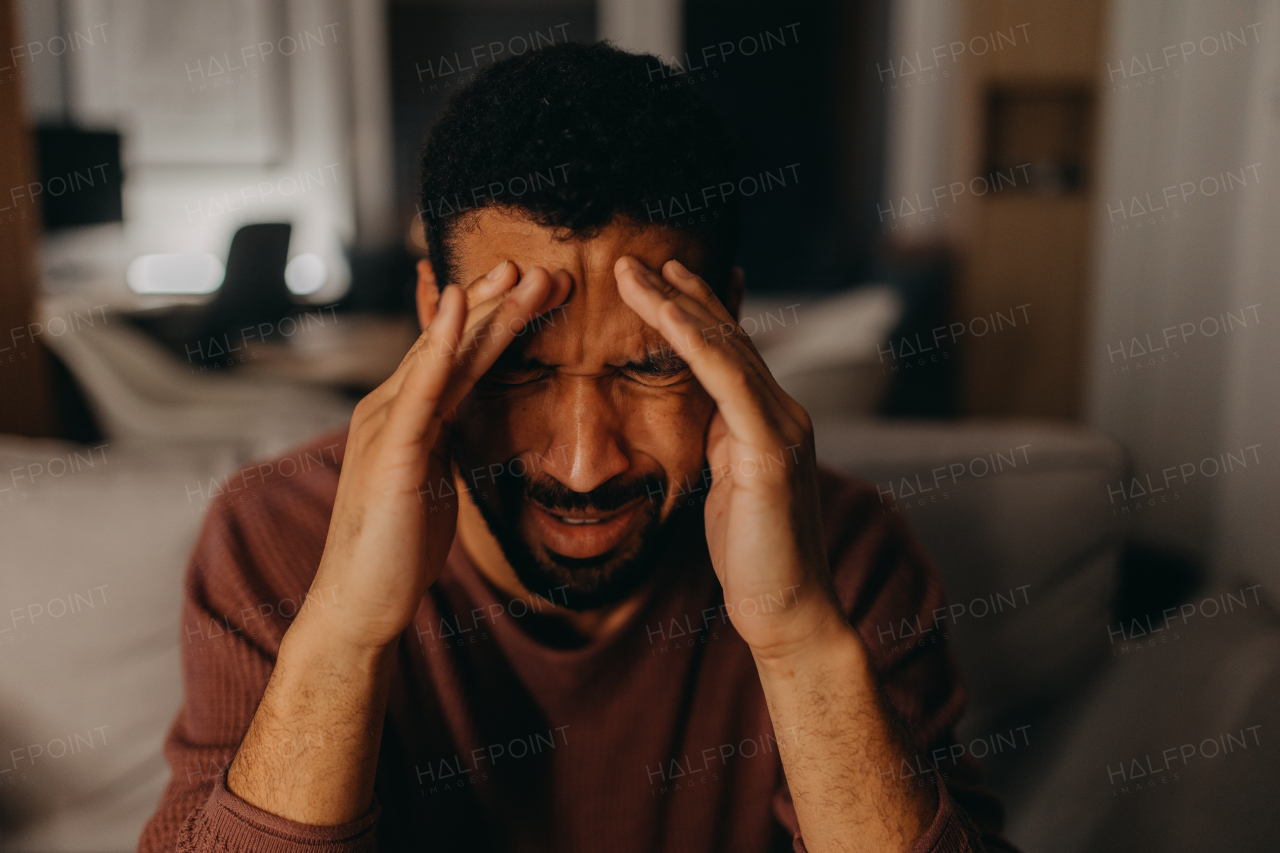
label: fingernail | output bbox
[668,259,689,276]
[619,258,647,283]
[486,260,508,280]
[516,267,546,290]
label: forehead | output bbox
[450,209,710,365]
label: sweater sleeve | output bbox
[769,471,1021,853]
[173,775,379,853]
[136,446,379,853]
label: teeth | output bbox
[556,515,604,525]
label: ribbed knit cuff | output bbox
[178,774,380,853]
[906,774,971,853]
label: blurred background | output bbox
[0,0,1277,850]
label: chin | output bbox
[475,496,689,613]
[510,509,663,612]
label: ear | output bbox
[416,258,440,330]
[725,266,745,321]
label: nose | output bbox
[538,377,630,494]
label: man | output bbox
[141,41,1015,853]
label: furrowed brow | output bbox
[622,346,690,375]
[491,350,554,372]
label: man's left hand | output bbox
[615,255,849,662]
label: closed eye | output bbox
[479,353,553,388]
[481,368,550,387]
[621,349,693,386]
[477,350,694,388]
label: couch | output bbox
[2,300,1278,851]
[815,419,1280,852]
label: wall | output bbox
[597,0,679,58]
[880,0,962,248]
[1084,0,1272,572]
[1215,0,1280,593]
[0,0,55,436]
[881,0,1280,584]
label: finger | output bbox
[661,258,735,325]
[659,259,760,363]
[661,259,798,408]
[462,268,569,337]
[437,267,570,411]
[407,263,568,417]
[456,265,553,344]
[384,284,467,445]
[618,256,727,334]
[466,267,572,331]
[663,261,756,353]
[619,257,788,411]
[616,261,780,447]
[459,265,570,345]
[540,269,574,317]
[381,259,520,401]
[462,259,519,308]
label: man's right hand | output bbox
[224,260,569,825]
[309,260,571,652]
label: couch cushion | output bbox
[1005,588,1280,852]
[0,438,241,851]
[813,419,1128,735]
[36,297,354,459]
[744,289,902,419]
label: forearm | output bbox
[227,607,395,825]
[754,614,938,853]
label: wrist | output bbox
[284,606,397,674]
[229,602,395,824]
[748,600,862,676]
[298,561,419,654]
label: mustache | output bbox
[518,471,665,514]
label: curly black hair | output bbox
[418,40,744,296]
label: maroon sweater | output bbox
[139,430,1016,853]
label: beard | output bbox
[453,447,696,612]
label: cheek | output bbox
[454,393,531,466]
[624,386,715,475]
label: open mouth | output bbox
[524,497,647,559]
[546,508,628,525]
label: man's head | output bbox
[419,40,743,297]
[416,42,746,611]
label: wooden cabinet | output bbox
[0,0,54,437]
[952,0,1107,419]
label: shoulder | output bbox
[814,463,910,586]
[816,466,967,735]
[183,429,348,650]
[815,465,948,654]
